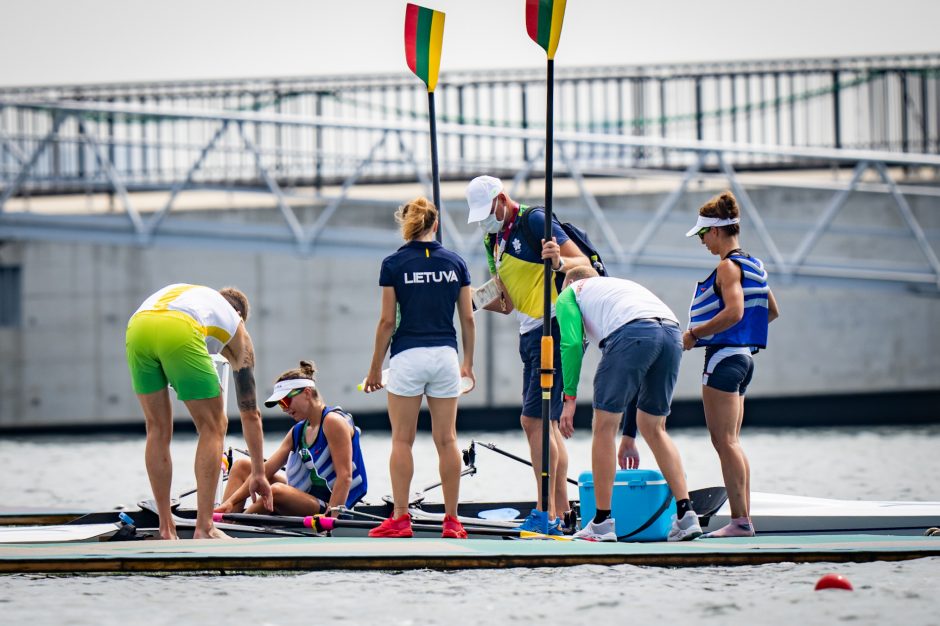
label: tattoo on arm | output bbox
[232,345,257,411]
[233,367,257,411]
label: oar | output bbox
[691,486,728,519]
[474,440,579,486]
[408,465,478,504]
[403,3,446,242]
[135,499,308,538]
[213,512,572,541]
[525,0,569,523]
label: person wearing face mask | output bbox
[215,360,368,518]
[465,175,590,534]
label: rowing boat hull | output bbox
[707,492,940,536]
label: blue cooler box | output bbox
[578,469,675,542]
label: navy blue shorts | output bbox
[519,318,563,421]
[703,347,755,395]
[594,319,682,417]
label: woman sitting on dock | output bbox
[682,191,779,538]
[215,360,368,516]
[362,197,475,539]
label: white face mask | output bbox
[478,213,504,234]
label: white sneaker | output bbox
[573,517,618,542]
[667,510,703,542]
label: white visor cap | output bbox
[685,215,740,237]
[263,378,316,408]
[466,175,503,223]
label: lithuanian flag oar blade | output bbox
[404,3,445,92]
[525,0,567,59]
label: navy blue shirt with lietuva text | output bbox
[379,240,471,357]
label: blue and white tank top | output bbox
[688,251,770,349]
[284,406,368,508]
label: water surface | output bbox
[1,425,938,625]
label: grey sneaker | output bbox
[667,510,703,542]
[573,517,618,542]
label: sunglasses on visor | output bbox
[278,387,304,410]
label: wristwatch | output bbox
[553,256,566,272]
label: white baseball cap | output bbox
[466,175,503,223]
[685,215,740,237]
[263,378,316,408]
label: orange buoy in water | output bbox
[815,573,853,591]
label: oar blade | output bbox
[404,3,445,92]
[690,486,729,518]
[525,0,567,60]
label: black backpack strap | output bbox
[518,207,567,292]
[516,206,544,255]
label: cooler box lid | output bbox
[578,469,667,489]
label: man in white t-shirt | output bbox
[555,266,702,542]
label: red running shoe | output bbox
[368,514,413,538]
[441,514,468,539]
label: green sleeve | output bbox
[555,288,585,398]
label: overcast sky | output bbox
[1,0,937,87]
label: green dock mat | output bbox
[1,534,939,574]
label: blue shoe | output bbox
[516,509,549,532]
[517,510,564,535]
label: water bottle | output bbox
[357,368,389,391]
[118,512,136,528]
[110,512,139,541]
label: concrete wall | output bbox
[1,184,938,427]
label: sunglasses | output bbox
[696,227,711,240]
[278,388,304,410]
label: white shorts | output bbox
[387,346,461,398]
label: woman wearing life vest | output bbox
[682,191,779,538]
[362,197,475,539]
[216,360,368,516]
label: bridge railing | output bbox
[2,54,938,192]
[1,99,938,291]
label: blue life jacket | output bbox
[689,251,769,349]
[285,406,368,508]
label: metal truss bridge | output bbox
[1,53,939,291]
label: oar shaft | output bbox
[539,56,556,516]
[214,512,312,527]
[214,512,522,538]
[428,90,442,243]
[419,466,476,495]
[477,441,578,486]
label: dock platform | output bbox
[1,534,938,574]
